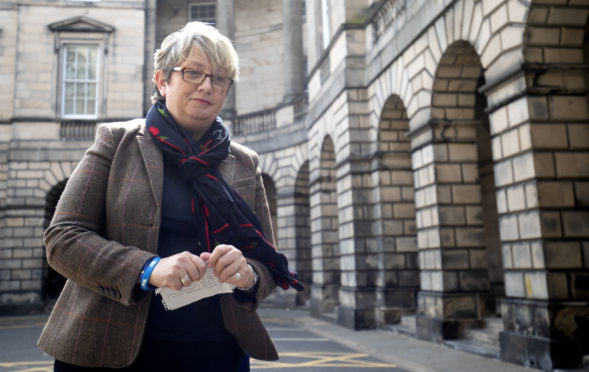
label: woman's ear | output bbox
[154,70,166,97]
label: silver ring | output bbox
[235,272,241,281]
[180,274,190,285]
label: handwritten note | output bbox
[155,268,235,310]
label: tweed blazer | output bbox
[38,119,279,368]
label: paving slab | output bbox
[259,307,536,372]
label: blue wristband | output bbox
[140,256,161,292]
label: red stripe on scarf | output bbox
[151,134,186,155]
[205,174,219,182]
[213,223,229,234]
[188,156,209,166]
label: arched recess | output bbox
[414,40,502,341]
[294,161,312,306]
[42,179,68,301]
[310,135,341,315]
[372,95,419,325]
[262,174,278,241]
[432,41,503,306]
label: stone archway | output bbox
[373,95,419,326]
[262,173,278,241]
[42,179,67,301]
[310,136,341,316]
[414,40,502,341]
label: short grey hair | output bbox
[152,21,239,102]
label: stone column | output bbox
[143,0,157,115]
[336,157,380,329]
[216,0,236,121]
[282,0,305,104]
[486,57,589,372]
[485,5,589,369]
[410,122,494,342]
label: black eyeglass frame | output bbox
[171,66,234,92]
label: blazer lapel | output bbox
[219,153,236,186]
[137,124,164,207]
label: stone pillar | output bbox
[216,0,236,121]
[336,157,379,329]
[143,0,157,115]
[410,122,494,342]
[282,0,305,104]
[485,63,589,372]
[482,4,589,369]
[333,90,379,330]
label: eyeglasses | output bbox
[172,67,233,92]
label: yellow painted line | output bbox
[250,351,397,369]
[0,352,397,371]
[0,323,47,330]
[0,361,53,372]
[11,367,53,372]
[0,362,52,367]
[261,317,292,325]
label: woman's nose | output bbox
[198,75,214,91]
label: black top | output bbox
[144,157,234,342]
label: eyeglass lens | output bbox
[182,69,230,91]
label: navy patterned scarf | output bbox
[146,100,302,291]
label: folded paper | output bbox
[155,267,235,310]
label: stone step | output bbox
[318,311,337,324]
[482,317,504,333]
[444,338,500,359]
[401,314,416,329]
[384,315,416,336]
[464,327,500,346]
[464,317,504,347]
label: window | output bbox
[61,45,100,118]
[49,16,113,120]
[321,0,331,50]
[189,2,216,24]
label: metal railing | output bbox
[60,120,97,141]
[233,108,277,136]
[233,97,308,136]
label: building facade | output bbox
[0,0,587,370]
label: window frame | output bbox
[60,43,102,120]
[49,16,113,121]
[188,1,217,24]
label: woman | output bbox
[38,21,302,371]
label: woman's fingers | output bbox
[188,254,207,281]
[148,251,206,290]
[207,245,250,286]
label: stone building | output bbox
[0,0,588,370]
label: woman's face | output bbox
[155,47,228,141]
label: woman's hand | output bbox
[148,251,207,290]
[201,244,254,288]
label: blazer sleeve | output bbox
[44,124,155,306]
